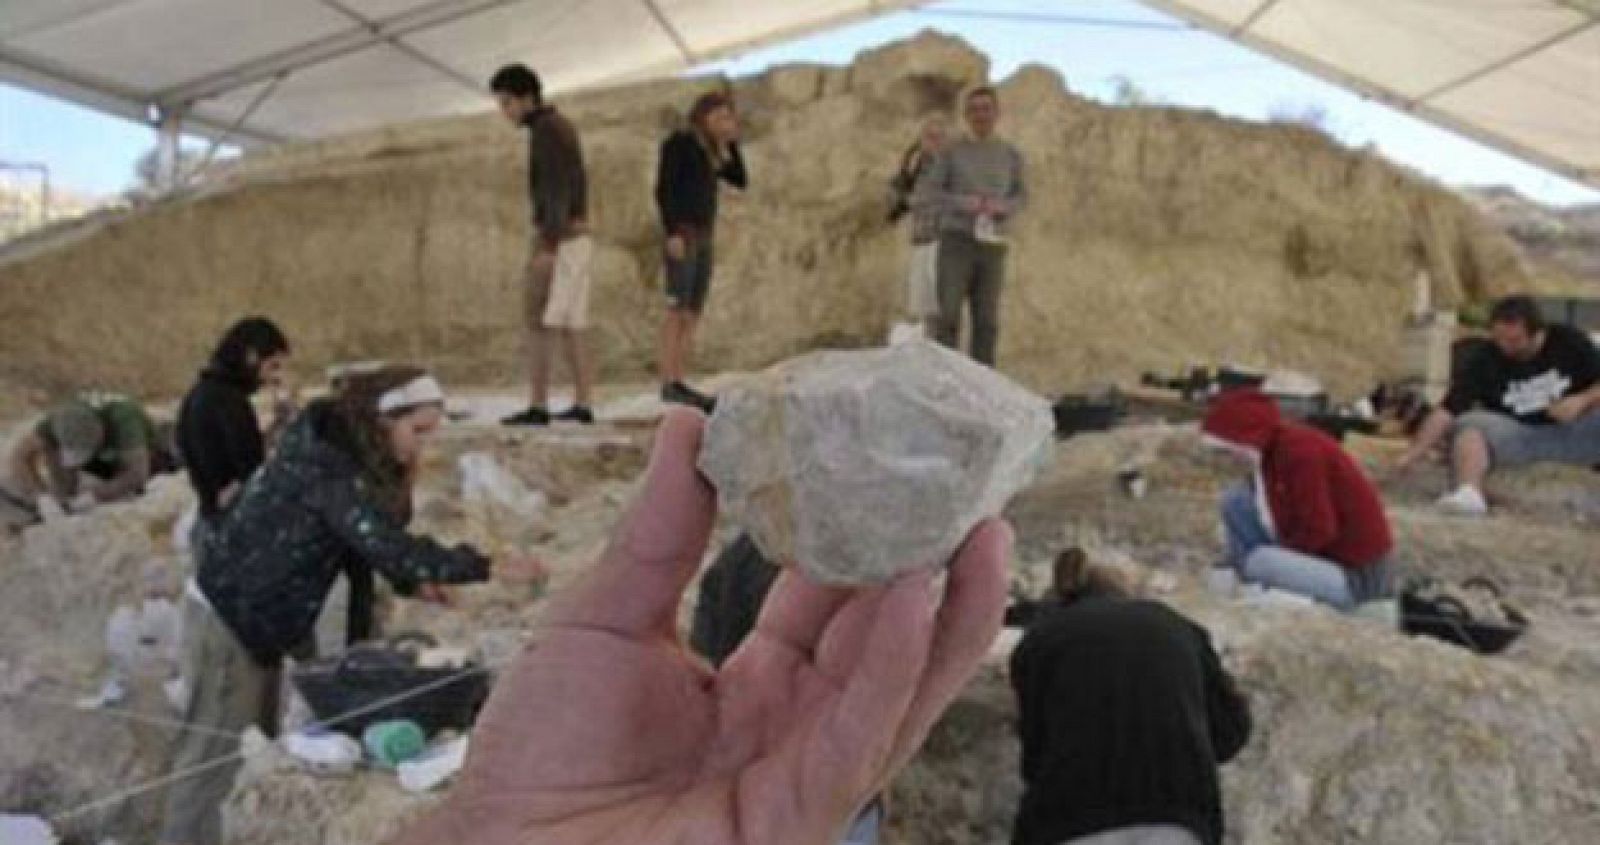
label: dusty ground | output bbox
[2,387,1596,843]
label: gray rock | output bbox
[698,341,1055,585]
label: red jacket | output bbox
[1203,389,1393,568]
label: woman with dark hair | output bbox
[160,366,543,845]
[654,89,748,411]
[1010,550,1251,845]
[176,316,293,523]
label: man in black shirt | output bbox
[1011,550,1251,845]
[1400,295,1600,516]
[654,91,748,412]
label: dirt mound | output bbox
[0,32,1546,416]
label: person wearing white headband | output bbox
[162,365,544,845]
[378,374,446,414]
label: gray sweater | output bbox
[917,134,1027,238]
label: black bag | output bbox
[1400,576,1527,655]
[291,632,491,737]
[1052,391,1125,438]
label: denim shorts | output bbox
[665,236,715,314]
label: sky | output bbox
[2,0,1597,207]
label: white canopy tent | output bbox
[0,0,1596,188]
[1143,0,1599,189]
[0,0,926,147]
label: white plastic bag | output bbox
[0,814,58,845]
[398,736,470,793]
[458,453,545,520]
[887,322,925,347]
[105,598,182,679]
[284,730,363,777]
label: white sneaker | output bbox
[1437,485,1489,517]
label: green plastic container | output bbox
[362,719,427,769]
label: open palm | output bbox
[396,408,1010,845]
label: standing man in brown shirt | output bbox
[492,64,597,426]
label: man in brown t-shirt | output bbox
[492,64,596,426]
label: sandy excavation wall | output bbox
[0,32,1550,411]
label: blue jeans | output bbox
[1219,484,1358,611]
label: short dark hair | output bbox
[1051,547,1131,604]
[490,64,541,101]
[1489,295,1545,333]
[211,316,289,384]
[689,91,734,127]
[966,86,999,105]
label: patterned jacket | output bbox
[198,401,489,664]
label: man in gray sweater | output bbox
[917,86,1027,367]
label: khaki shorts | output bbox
[524,235,595,330]
[905,240,940,318]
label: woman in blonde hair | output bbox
[889,113,949,325]
[162,365,543,845]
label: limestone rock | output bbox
[698,341,1054,584]
[0,32,1545,405]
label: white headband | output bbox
[377,375,446,414]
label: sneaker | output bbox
[501,406,550,427]
[661,381,715,413]
[553,406,595,425]
[1436,485,1489,517]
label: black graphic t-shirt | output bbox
[1443,324,1600,425]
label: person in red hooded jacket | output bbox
[1201,389,1395,610]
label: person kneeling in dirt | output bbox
[2,391,177,521]
[1203,387,1395,611]
[1397,295,1600,517]
[1010,550,1252,845]
[161,366,544,845]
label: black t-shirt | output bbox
[1443,324,1600,425]
[177,369,264,518]
[1009,596,1252,845]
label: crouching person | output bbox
[160,366,544,845]
[1011,550,1252,845]
[1203,388,1394,611]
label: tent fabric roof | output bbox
[1,1,1596,188]
[1143,0,1599,189]
[0,0,923,145]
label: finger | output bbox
[545,408,715,637]
[807,569,937,803]
[746,567,851,662]
[885,518,1011,775]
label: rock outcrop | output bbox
[0,32,1545,412]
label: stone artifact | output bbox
[698,341,1054,584]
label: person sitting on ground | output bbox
[161,366,544,845]
[4,391,175,516]
[1010,549,1252,845]
[176,317,294,528]
[1203,387,1395,611]
[1398,294,1600,517]
[391,408,1011,845]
